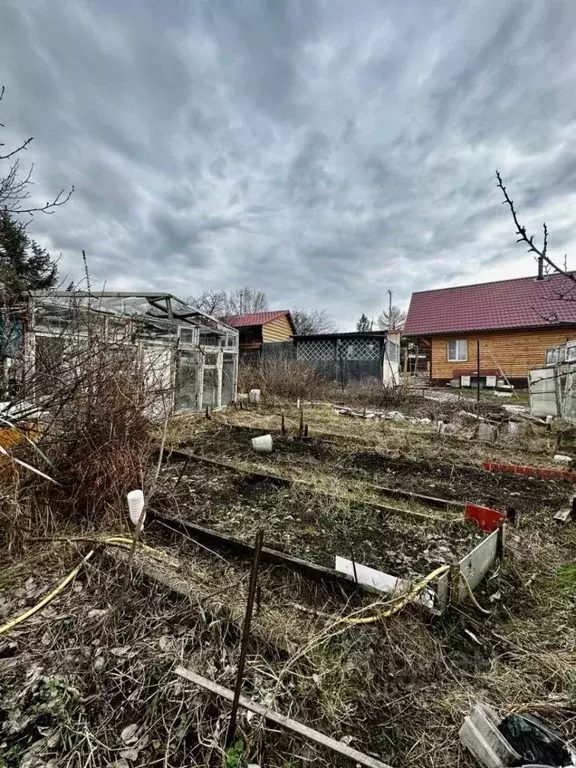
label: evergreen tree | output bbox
[356,313,370,332]
[0,210,58,295]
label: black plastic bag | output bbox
[499,713,576,767]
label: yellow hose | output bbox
[459,570,491,615]
[340,564,450,625]
[0,550,95,636]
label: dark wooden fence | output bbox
[240,339,385,387]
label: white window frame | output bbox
[447,339,468,362]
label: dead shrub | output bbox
[1,307,172,548]
[238,358,331,401]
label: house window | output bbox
[447,339,467,362]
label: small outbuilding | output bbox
[226,310,296,362]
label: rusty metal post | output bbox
[281,413,286,436]
[225,530,264,749]
[299,406,304,437]
[476,340,481,406]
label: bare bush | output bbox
[238,359,331,401]
[0,296,174,548]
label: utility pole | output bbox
[387,290,393,331]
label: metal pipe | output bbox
[476,340,481,405]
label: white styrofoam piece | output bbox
[335,556,435,610]
[554,454,572,463]
[249,389,261,404]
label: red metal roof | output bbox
[404,274,576,336]
[226,310,292,328]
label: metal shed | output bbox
[18,292,239,413]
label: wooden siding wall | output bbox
[430,327,576,381]
[262,314,293,343]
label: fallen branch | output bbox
[175,665,394,768]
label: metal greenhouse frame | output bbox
[21,291,239,413]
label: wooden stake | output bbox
[304,423,309,438]
[281,412,286,436]
[225,530,264,748]
[176,666,393,768]
[299,406,304,437]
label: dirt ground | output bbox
[1,396,576,768]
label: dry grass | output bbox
[238,358,332,401]
[215,401,563,472]
[1,329,575,766]
[2,524,574,768]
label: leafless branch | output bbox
[0,136,33,161]
[496,170,576,285]
[1,85,74,215]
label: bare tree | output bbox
[377,305,406,331]
[226,287,268,316]
[0,86,73,216]
[188,287,269,317]
[187,289,228,316]
[291,308,337,334]
[496,170,576,301]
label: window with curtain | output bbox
[447,339,467,362]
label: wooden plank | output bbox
[151,513,364,592]
[482,460,576,480]
[166,437,462,510]
[457,529,499,601]
[167,449,454,522]
[102,548,297,655]
[175,665,394,768]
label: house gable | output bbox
[262,313,294,343]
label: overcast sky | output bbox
[1,1,576,329]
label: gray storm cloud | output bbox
[1,0,576,328]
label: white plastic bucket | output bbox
[251,434,273,453]
[249,389,261,404]
[127,489,145,527]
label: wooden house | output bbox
[226,310,296,360]
[403,273,576,387]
